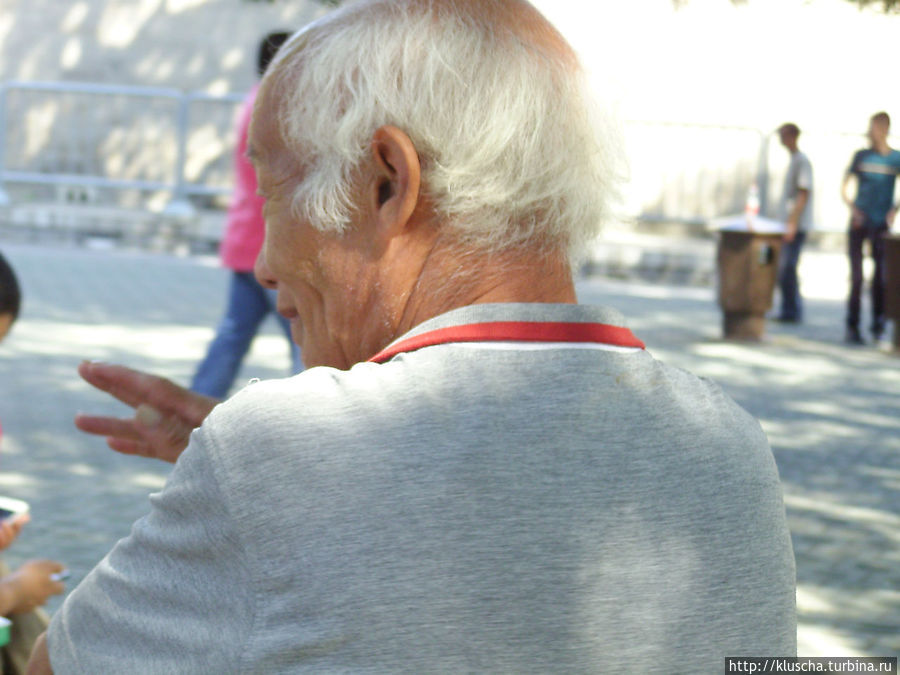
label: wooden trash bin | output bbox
[717,230,782,341]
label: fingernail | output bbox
[135,404,163,428]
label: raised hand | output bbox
[74,362,219,463]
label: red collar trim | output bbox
[368,321,645,364]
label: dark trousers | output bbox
[846,222,888,332]
[777,230,806,320]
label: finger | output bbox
[0,518,23,539]
[75,414,144,441]
[85,411,187,461]
[78,361,185,408]
[107,437,151,457]
[9,513,29,535]
[78,361,159,408]
[78,361,143,408]
[79,362,217,428]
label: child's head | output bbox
[0,252,21,344]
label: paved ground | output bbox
[0,240,897,658]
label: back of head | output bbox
[871,111,891,130]
[778,122,800,139]
[257,31,292,78]
[266,0,624,261]
[0,251,21,322]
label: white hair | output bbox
[267,0,625,261]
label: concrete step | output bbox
[0,205,853,301]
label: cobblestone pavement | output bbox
[0,241,897,658]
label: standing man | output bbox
[774,122,813,323]
[841,111,900,344]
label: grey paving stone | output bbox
[0,240,896,658]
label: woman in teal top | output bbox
[841,111,900,344]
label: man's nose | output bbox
[254,249,277,290]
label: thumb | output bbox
[134,404,194,458]
[135,404,163,428]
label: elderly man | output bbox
[28,1,796,672]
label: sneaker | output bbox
[871,319,886,342]
[845,326,865,345]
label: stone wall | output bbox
[0,0,898,235]
[0,0,332,244]
[0,0,329,92]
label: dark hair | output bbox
[0,251,21,321]
[871,111,891,128]
[257,31,292,77]
[778,122,800,138]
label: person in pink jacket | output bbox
[191,32,301,399]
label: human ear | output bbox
[369,125,421,237]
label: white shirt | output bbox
[779,150,814,231]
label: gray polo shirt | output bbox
[49,303,796,673]
[779,150,814,231]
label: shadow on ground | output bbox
[0,245,896,654]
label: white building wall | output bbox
[537,0,900,231]
[0,0,898,231]
[0,0,329,92]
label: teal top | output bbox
[849,148,900,225]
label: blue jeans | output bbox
[777,230,806,321]
[191,271,302,399]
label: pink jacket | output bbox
[219,85,266,272]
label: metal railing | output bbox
[0,80,894,236]
[0,80,245,216]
